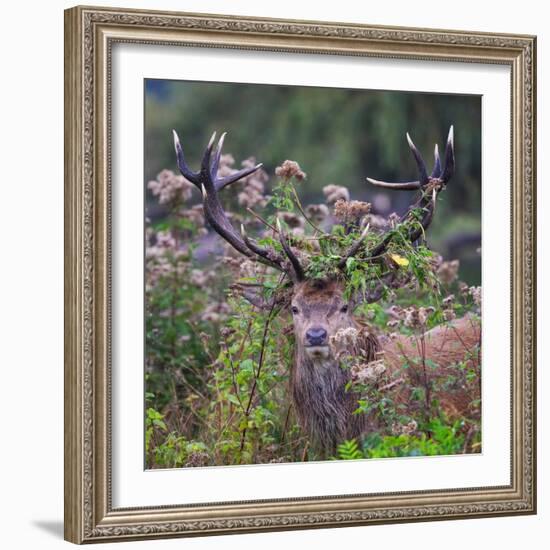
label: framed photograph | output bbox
[64,5,536,544]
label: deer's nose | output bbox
[306,327,328,346]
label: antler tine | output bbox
[366,177,421,190]
[198,129,264,191]
[364,131,432,190]
[199,131,217,193]
[342,127,454,272]
[441,125,455,183]
[216,163,264,191]
[276,219,305,281]
[209,132,226,182]
[173,129,288,274]
[406,132,429,185]
[172,129,200,185]
[431,143,442,178]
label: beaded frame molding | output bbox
[64,5,536,544]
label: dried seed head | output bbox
[275,159,306,181]
[185,451,209,468]
[333,199,372,222]
[388,212,400,227]
[278,211,305,229]
[469,286,482,307]
[350,359,387,384]
[330,326,359,348]
[442,294,456,307]
[305,203,330,223]
[437,259,460,285]
[148,169,194,205]
[323,184,350,204]
[443,308,456,321]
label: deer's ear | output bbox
[230,283,271,310]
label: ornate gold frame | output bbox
[64,5,537,544]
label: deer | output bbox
[172,127,481,455]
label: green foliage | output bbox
[365,418,466,458]
[337,418,466,460]
[146,406,211,468]
[145,407,167,457]
[336,439,364,460]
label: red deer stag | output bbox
[172,127,481,454]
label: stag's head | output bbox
[172,127,455,363]
[289,278,351,360]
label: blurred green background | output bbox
[145,79,481,284]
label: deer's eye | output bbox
[291,306,299,315]
[340,304,349,313]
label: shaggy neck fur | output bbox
[291,334,379,455]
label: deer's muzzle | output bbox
[305,326,328,347]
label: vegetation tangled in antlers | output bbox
[172,126,454,295]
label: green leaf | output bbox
[336,439,363,460]
[227,394,242,407]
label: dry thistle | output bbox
[275,159,306,181]
[437,259,460,285]
[350,359,387,384]
[305,203,330,224]
[333,199,372,223]
[148,169,194,205]
[323,184,350,204]
[278,211,305,229]
[469,286,482,307]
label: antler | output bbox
[173,129,305,281]
[340,126,454,265]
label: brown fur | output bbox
[289,280,366,454]
[381,315,481,418]
[288,279,481,453]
